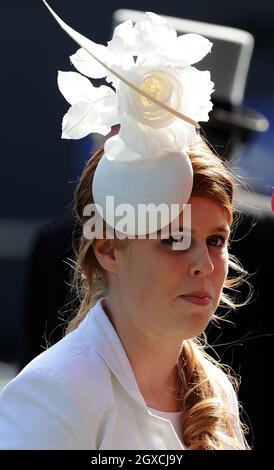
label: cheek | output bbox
[222,250,229,278]
[132,249,182,300]
[119,247,158,298]
[152,250,188,295]
[213,251,229,288]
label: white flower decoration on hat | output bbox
[43,1,215,236]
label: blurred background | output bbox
[1,0,274,449]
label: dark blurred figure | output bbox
[19,220,79,364]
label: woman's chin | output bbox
[176,303,214,337]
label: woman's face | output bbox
[111,196,230,340]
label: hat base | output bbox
[92,150,193,236]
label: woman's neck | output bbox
[101,296,182,413]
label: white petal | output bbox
[104,134,143,162]
[107,19,135,56]
[129,12,177,55]
[175,34,213,65]
[105,55,135,89]
[119,115,162,158]
[96,91,120,128]
[92,86,120,128]
[58,71,95,105]
[179,67,214,122]
[62,102,111,139]
[70,46,114,79]
[164,117,197,150]
[119,109,198,159]
[145,12,177,35]
[70,47,135,89]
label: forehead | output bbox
[161,196,230,236]
[188,196,229,227]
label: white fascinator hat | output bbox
[42,1,214,237]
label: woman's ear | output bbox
[92,238,118,275]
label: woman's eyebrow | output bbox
[158,225,231,237]
[178,225,230,234]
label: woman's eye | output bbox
[160,235,228,249]
[208,235,226,247]
[160,236,184,247]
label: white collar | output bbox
[82,298,147,409]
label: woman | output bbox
[0,139,250,450]
[0,3,250,450]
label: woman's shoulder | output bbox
[1,316,113,413]
[0,318,114,449]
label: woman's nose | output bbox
[188,243,214,277]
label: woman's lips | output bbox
[179,295,212,306]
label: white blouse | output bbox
[0,298,245,449]
[148,407,185,447]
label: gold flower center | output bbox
[140,75,166,106]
